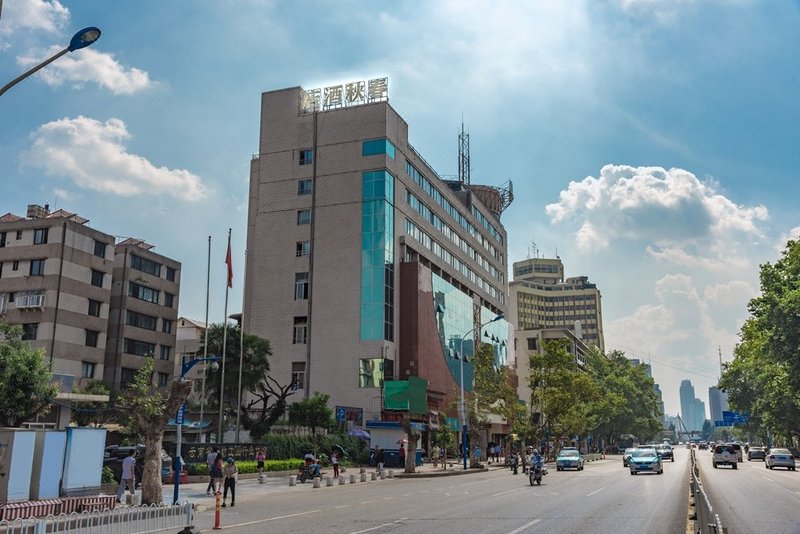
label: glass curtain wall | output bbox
[480,307,510,367]
[432,273,476,391]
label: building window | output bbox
[291,361,305,390]
[297,209,311,225]
[29,259,45,276]
[299,149,313,165]
[88,299,101,317]
[124,338,156,357]
[160,345,171,360]
[85,329,99,347]
[131,254,162,277]
[157,372,169,387]
[527,338,538,351]
[16,291,44,308]
[91,269,104,287]
[126,310,157,330]
[296,241,310,257]
[166,266,176,282]
[359,358,392,388]
[164,293,175,308]
[22,323,38,340]
[298,179,312,195]
[94,240,106,258]
[12,261,19,271]
[362,138,396,160]
[0,293,7,314]
[293,316,308,344]
[129,282,159,304]
[15,230,21,240]
[33,228,49,245]
[0,232,5,247]
[162,319,173,334]
[294,272,309,300]
[120,367,137,386]
[81,361,96,379]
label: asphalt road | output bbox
[185,450,689,533]
[694,447,800,534]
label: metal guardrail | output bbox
[0,502,192,534]
[690,449,724,534]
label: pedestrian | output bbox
[210,452,224,494]
[473,444,481,465]
[398,443,406,468]
[376,447,385,473]
[331,448,340,478]
[206,447,219,495]
[494,445,500,463]
[221,457,237,507]
[116,448,136,503]
[256,447,266,479]
[432,445,440,468]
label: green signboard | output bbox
[383,376,428,414]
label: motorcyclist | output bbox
[532,449,544,472]
[303,450,321,478]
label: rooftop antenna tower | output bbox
[458,118,470,185]
[718,346,723,380]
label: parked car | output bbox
[556,449,584,471]
[765,448,796,471]
[103,445,173,485]
[622,448,637,467]
[747,446,766,461]
[629,448,663,475]
[655,444,674,462]
[712,444,737,469]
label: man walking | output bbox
[206,447,219,495]
[116,449,136,503]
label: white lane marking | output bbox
[218,509,320,529]
[361,500,375,504]
[349,517,408,534]
[762,476,774,482]
[336,505,349,509]
[586,486,606,497]
[492,488,524,497]
[382,496,394,500]
[506,518,542,534]
[402,493,414,497]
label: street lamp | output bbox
[458,314,504,470]
[0,26,101,97]
[173,356,221,505]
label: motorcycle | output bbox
[529,463,544,486]
[298,463,321,483]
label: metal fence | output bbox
[0,502,192,534]
[690,449,724,534]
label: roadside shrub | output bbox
[186,459,304,476]
[101,466,116,484]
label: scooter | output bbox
[298,463,321,483]
[529,463,544,485]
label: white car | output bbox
[712,444,737,469]
[765,448,796,471]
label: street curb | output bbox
[394,467,488,478]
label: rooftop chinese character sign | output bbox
[301,77,388,113]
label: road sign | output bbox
[176,403,186,425]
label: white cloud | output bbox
[17,47,153,95]
[21,116,207,201]
[545,164,769,271]
[0,0,69,36]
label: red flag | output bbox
[225,241,233,288]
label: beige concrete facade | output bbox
[510,257,605,351]
[244,87,509,427]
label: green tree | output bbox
[0,321,58,427]
[288,392,333,436]
[117,357,190,505]
[70,380,114,427]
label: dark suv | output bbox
[103,445,173,485]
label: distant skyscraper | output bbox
[709,386,729,424]
[679,379,705,432]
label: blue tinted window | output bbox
[362,138,396,160]
[361,170,395,341]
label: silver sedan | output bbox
[765,448,796,471]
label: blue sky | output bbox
[2,0,798,417]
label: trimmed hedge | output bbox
[187,459,305,476]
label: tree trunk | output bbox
[140,431,165,505]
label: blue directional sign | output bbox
[719,411,749,426]
[176,403,186,425]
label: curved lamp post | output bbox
[0,26,101,97]
[173,356,221,505]
[458,314,504,470]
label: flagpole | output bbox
[235,249,246,442]
[217,228,232,443]
[200,235,211,441]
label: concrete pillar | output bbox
[349,474,357,484]
[289,476,296,486]
[370,472,377,481]
[380,471,386,480]
[360,472,367,482]
[338,476,346,485]
[326,476,333,487]
[387,470,394,478]
[313,477,321,488]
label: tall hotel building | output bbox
[243,83,511,426]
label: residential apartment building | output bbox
[104,238,181,391]
[510,256,604,351]
[0,204,180,399]
[243,83,511,428]
[0,205,115,387]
